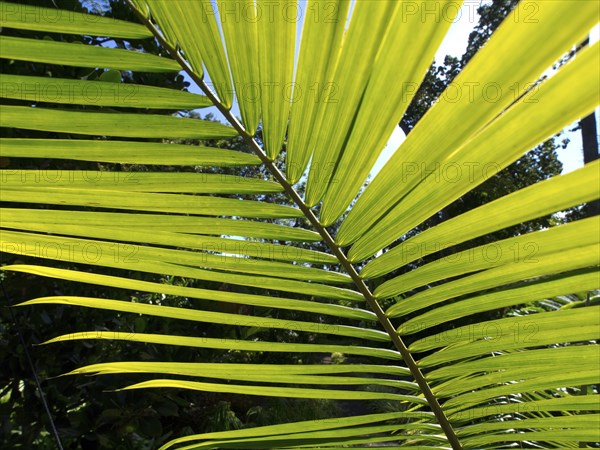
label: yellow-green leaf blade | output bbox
[158,411,429,450]
[285,0,350,183]
[412,307,600,366]
[348,39,600,261]
[376,217,599,301]
[320,0,461,225]
[462,428,600,449]
[304,1,398,206]
[1,223,335,265]
[68,362,415,390]
[0,171,282,194]
[142,0,233,107]
[0,74,211,109]
[120,379,423,403]
[69,362,410,378]
[0,208,319,242]
[0,35,181,72]
[362,160,600,278]
[218,0,260,134]
[338,0,599,247]
[41,331,403,360]
[2,265,368,320]
[0,188,300,218]
[393,257,599,329]
[449,395,600,422]
[18,296,390,341]
[256,0,296,159]
[0,231,348,283]
[3,264,363,304]
[0,139,260,166]
[444,370,599,415]
[457,415,600,438]
[429,345,600,382]
[0,105,237,139]
[0,2,153,38]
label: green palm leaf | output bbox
[1,1,598,449]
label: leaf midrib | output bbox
[123,2,463,448]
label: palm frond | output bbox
[1,1,598,448]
